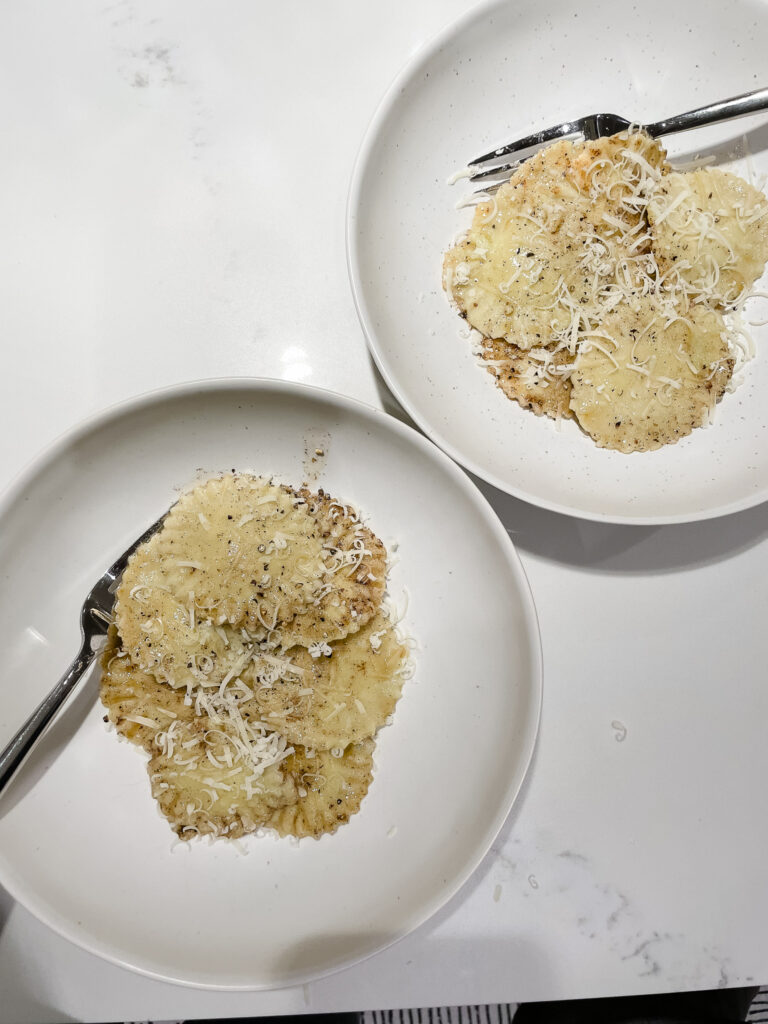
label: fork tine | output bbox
[470,119,584,167]
[459,181,506,204]
[469,161,521,183]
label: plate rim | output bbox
[0,375,543,990]
[345,0,768,527]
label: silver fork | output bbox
[0,510,170,797]
[466,86,768,195]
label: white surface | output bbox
[348,0,768,524]
[0,0,767,1020]
[0,380,541,989]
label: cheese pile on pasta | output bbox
[443,130,768,452]
[100,474,410,841]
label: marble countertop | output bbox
[1,1,767,1020]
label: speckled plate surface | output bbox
[347,0,768,524]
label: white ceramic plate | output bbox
[347,0,768,524]
[0,379,541,989]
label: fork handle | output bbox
[645,86,768,138]
[0,642,95,797]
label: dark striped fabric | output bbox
[747,986,768,1021]
[362,987,768,1024]
[362,1007,517,1024]
[138,985,768,1023]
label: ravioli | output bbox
[148,739,297,840]
[569,299,732,452]
[648,168,768,306]
[247,612,408,749]
[266,741,375,840]
[480,337,574,419]
[100,625,193,748]
[149,475,330,633]
[101,475,411,842]
[115,534,253,691]
[443,132,667,350]
[280,487,387,647]
[443,129,768,452]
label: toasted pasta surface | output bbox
[480,337,574,419]
[282,488,387,647]
[266,741,375,839]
